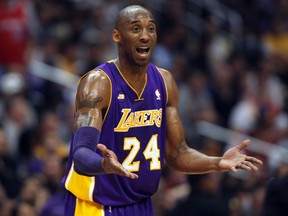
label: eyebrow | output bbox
[130,19,156,25]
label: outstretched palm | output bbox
[97,144,138,179]
[219,140,263,173]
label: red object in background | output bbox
[0,0,29,67]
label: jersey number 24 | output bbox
[122,134,161,172]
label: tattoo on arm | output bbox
[76,95,103,110]
[74,113,98,129]
[73,95,104,129]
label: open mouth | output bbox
[136,47,150,54]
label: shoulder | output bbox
[156,67,175,93]
[78,69,111,92]
[156,67,178,107]
[156,67,173,83]
[76,69,111,109]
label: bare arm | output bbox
[73,69,138,178]
[74,70,110,131]
[159,68,262,174]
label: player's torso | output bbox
[95,61,167,206]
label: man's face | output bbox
[114,9,157,67]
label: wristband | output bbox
[72,126,105,175]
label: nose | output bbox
[140,29,149,41]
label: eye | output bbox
[132,26,141,33]
[148,25,156,33]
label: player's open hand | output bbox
[219,140,263,173]
[97,144,139,179]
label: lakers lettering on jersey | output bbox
[114,108,162,132]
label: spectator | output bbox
[178,71,218,146]
[0,0,38,74]
[261,163,288,216]
[0,127,22,199]
[2,95,37,157]
[165,173,228,216]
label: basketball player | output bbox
[63,5,263,216]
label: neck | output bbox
[114,57,148,94]
[114,57,148,76]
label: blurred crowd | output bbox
[0,0,288,215]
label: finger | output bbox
[249,164,259,172]
[127,172,139,179]
[246,156,263,165]
[97,144,113,157]
[236,139,251,151]
[231,166,237,173]
[116,165,138,179]
[244,161,259,171]
[237,163,252,171]
[97,143,107,152]
[237,161,260,172]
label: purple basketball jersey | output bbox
[63,60,168,210]
[93,61,167,206]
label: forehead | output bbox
[121,8,155,25]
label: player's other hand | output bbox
[219,140,263,173]
[97,144,139,179]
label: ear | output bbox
[113,29,120,43]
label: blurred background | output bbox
[0,0,288,215]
